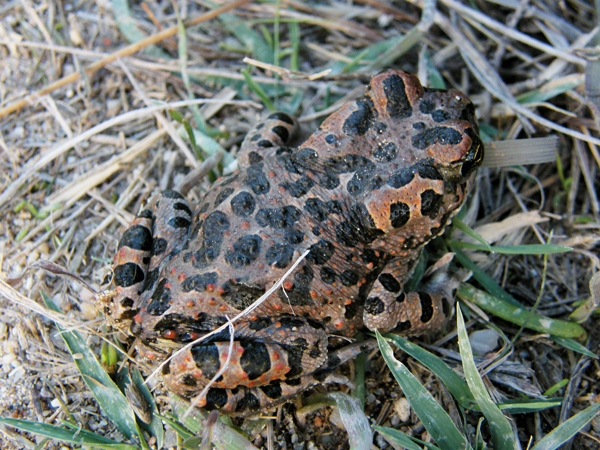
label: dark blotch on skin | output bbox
[204,389,228,411]
[147,279,172,316]
[256,206,301,229]
[141,268,159,293]
[246,164,270,195]
[240,341,271,380]
[118,225,152,251]
[265,243,295,268]
[432,109,452,122]
[236,392,261,413]
[412,127,462,150]
[152,238,168,256]
[325,154,366,174]
[307,240,335,265]
[390,201,410,228]
[247,151,263,164]
[336,204,384,246]
[114,262,145,288]
[373,142,398,162]
[278,266,313,306]
[225,235,262,267]
[267,112,295,125]
[382,74,412,118]
[221,280,266,310]
[342,97,376,136]
[320,267,337,284]
[230,191,256,217]
[379,273,401,293]
[420,190,443,218]
[174,201,192,217]
[181,272,218,293]
[162,190,185,199]
[280,176,315,198]
[325,134,338,145]
[420,293,434,322]
[191,343,221,378]
[182,375,197,387]
[364,297,385,316]
[190,211,229,269]
[257,140,273,148]
[168,216,191,229]
[260,381,283,399]
[214,187,235,207]
[272,125,289,143]
[286,228,305,244]
[419,99,435,114]
[339,270,358,286]
[304,198,342,222]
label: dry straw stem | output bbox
[0,0,253,120]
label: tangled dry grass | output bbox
[0,0,599,449]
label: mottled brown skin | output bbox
[97,70,483,416]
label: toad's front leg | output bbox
[363,257,456,335]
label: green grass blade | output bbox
[452,217,492,251]
[449,241,572,254]
[217,11,273,63]
[169,395,259,449]
[456,308,515,450]
[376,331,471,450]
[0,418,137,449]
[530,402,600,450]
[552,336,598,358]
[458,284,587,340]
[42,292,138,439]
[452,247,523,307]
[385,334,476,409]
[374,425,436,450]
[110,0,169,59]
[497,398,563,414]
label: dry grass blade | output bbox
[0,0,253,119]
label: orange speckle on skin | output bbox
[275,322,282,328]
[206,284,215,292]
[216,286,225,295]
[208,298,216,306]
[273,303,282,310]
[272,353,280,361]
[165,282,172,289]
[345,299,352,305]
[273,363,285,371]
[186,300,195,308]
[134,314,143,323]
[190,333,199,340]
[367,262,374,269]
[268,171,276,178]
[334,321,344,329]
[146,352,156,360]
[164,330,177,339]
[193,370,202,378]
[310,290,317,298]
[241,221,250,229]
[178,273,186,281]
[283,281,293,290]
[278,186,286,193]
[219,305,228,311]
[326,289,333,295]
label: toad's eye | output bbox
[460,129,484,177]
